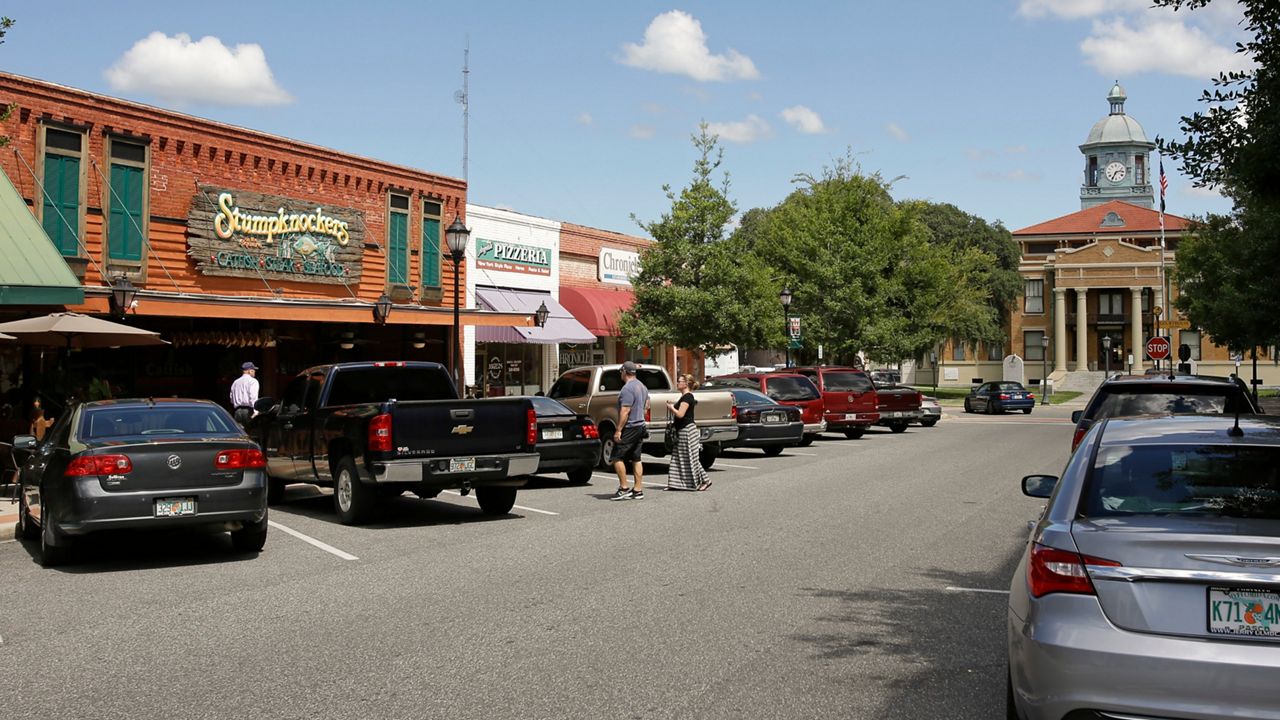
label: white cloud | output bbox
[630,124,656,139]
[706,115,771,143]
[620,10,760,82]
[885,122,909,142]
[1017,0,1147,20]
[105,32,292,106]
[780,105,827,134]
[577,112,594,125]
[1082,16,1252,79]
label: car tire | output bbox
[333,455,375,526]
[476,487,517,515]
[842,428,865,440]
[597,423,616,469]
[798,435,815,447]
[1006,668,1020,720]
[230,512,268,553]
[1022,408,1033,415]
[762,445,784,457]
[39,506,71,568]
[566,466,593,485]
[889,422,908,433]
[920,419,938,428]
[699,444,719,470]
[16,494,39,541]
[266,477,287,504]
[963,399,973,413]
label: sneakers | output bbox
[629,489,645,500]
[611,487,645,501]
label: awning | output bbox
[0,166,84,305]
[475,287,596,344]
[559,286,634,337]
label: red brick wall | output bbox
[558,221,650,289]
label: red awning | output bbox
[559,286,634,337]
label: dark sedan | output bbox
[12,399,269,566]
[704,387,804,456]
[964,381,1036,414]
[529,396,600,484]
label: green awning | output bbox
[0,165,83,305]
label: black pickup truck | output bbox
[250,361,538,525]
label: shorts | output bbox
[609,424,646,465]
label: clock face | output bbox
[1104,161,1127,183]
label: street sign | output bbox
[1157,319,1192,330]
[1230,351,1243,363]
[1152,305,1163,317]
[1146,336,1171,360]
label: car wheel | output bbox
[39,505,71,567]
[699,444,719,470]
[889,422,908,433]
[1022,408,1033,415]
[476,487,517,515]
[333,455,375,526]
[566,466,593,485]
[762,445,784,457]
[798,435,815,447]
[963,399,973,413]
[597,424,616,469]
[266,477,287,504]
[1006,668,1020,720]
[230,511,268,553]
[920,419,938,428]
[842,428,865,440]
[16,493,39,541]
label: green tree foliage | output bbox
[620,125,779,354]
[0,17,14,149]
[1175,211,1280,351]
[913,201,1021,310]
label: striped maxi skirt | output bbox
[668,423,707,490]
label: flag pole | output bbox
[1159,156,1170,375]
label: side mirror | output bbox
[254,397,276,413]
[12,434,37,451]
[1022,474,1058,498]
[1070,410,1083,424]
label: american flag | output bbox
[1159,158,1168,214]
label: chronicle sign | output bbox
[188,186,365,285]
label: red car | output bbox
[790,366,880,439]
[707,373,826,446]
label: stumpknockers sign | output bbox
[188,186,365,285]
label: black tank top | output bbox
[673,393,697,430]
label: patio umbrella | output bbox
[0,312,167,349]
[0,332,13,341]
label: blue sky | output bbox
[3,1,1247,234]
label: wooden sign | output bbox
[187,186,365,285]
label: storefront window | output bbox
[479,343,546,396]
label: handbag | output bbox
[664,421,679,452]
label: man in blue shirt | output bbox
[610,361,649,500]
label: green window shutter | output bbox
[109,163,144,262]
[388,211,408,285]
[42,154,80,256]
[421,218,440,287]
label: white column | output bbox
[1054,288,1067,373]
[1130,287,1143,372]
[1076,288,1088,371]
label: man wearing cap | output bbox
[230,361,260,427]
[610,361,650,501]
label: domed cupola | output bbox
[1079,82,1156,210]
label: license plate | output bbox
[888,411,903,418]
[763,413,784,424]
[154,497,196,517]
[1208,587,1280,637]
[843,413,858,420]
[542,428,564,440]
[449,457,476,473]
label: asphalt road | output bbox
[0,407,1076,720]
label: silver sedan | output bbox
[1008,414,1280,720]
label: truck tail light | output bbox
[368,413,393,453]
[644,406,651,423]
[65,454,133,476]
[215,448,267,469]
[1028,543,1120,598]
[372,361,405,368]
[582,421,599,440]
[730,404,738,419]
[527,408,538,446]
[916,392,923,404]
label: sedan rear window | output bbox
[1083,445,1280,519]
[822,372,874,393]
[765,376,820,401]
[82,406,238,438]
[1092,388,1249,420]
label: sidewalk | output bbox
[1,497,18,537]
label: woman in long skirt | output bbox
[665,374,710,491]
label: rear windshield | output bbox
[326,367,456,406]
[1082,445,1280,520]
[531,396,575,416]
[822,372,874,392]
[598,369,671,392]
[719,388,775,405]
[1091,387,1250,420]
[82,406,238,438]
[765,376,820,401]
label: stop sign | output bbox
[1146,336,1171,360]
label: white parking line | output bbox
[268,520,359,561]
[440,489,560,516]
[784,451,818,456]
[945,586,1009,595]
[714,462,759,470]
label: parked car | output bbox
[915,395,941,427]
[707,373,826,445]
[869,369,901,386]
[702,387,803,456]
[868,376,923,433]
[790,366,879,439]
[12,398,269,566]
[964,381,1035,415]
[548,364,738,470]
[528,396,600,484]
[251,361,538,525]
[1008,414,1280,720]
[1069,373,1259,452]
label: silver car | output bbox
[1008,414,1280,720]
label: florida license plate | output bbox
[449,457,476,473]
[843,413,857,420]
[542,428,564,440]
[154,497,196,517]
[1208,587,1280,637]
[887,411,903,418]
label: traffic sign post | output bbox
[1146,336,1171,361]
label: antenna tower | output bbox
[453,39,470,184]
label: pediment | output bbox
[1055,238,1158,264]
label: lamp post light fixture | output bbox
[1102,334,1113,377]
[1040,334,1050,405]
[534,300,550,329]
[444,215,471,397]
[109,274,138,318]
[779,286,793,368]
[372,293,393,326]
[411,332,426,350]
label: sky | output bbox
[2,1,1249,236]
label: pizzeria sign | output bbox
[475,237,551,276]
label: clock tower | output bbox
[1079,82,1156,210]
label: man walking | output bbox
[230,361,259,427]
[610,361,649,501]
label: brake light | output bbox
[1071,426,1087,452]
[215,448,267,469]
[999,393,1011,400]
[738,409,759,423]
[582,422,599,440]
[1028,543,1120,598]
[730,404,737,419]
[916,392,923,404]
[1027,393,1035,399]
[645,406,651,423]
[65,454,132,476]
[373,361,405,367]
[368,413,393,452]
[527,408,538,446]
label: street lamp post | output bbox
[1103,334,1113,378]
[1040,335,1050,405]
[930,351,938,398]
[779,286,793,368]
[445,215,470,397]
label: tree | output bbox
[1174,210,1280,352]
[0,17,14,149]
[619,124,780,354]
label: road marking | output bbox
[945,586,1010,595]
[785,451,818,456]
[268,520,359,561]
[440,489,560,516]
[714,462,759,470]
[0,539,15,545]
[593,471,620,479]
